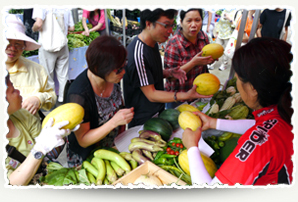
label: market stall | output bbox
[12,8,268,187]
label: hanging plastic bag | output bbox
[39,9,67,52]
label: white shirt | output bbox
[32,8,74,42]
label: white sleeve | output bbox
[32,7,46,21]
[187,146,213,185]
[216,119,256,134]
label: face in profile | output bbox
[6,75,22,115]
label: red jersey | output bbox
[216,105,294,185]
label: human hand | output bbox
[193,111,217,131]
[207,26,210,33]
[82,30,90,36]
[191,52,215,66]
[33,118,70,155]
[169,67,187,84]
[112,107,134,127]
[182,127,202,150]
[22,96,41,115]
[186,85,213,100]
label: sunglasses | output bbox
[114,60,128,75]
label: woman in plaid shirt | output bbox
[164,9,215,109]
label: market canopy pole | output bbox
[122,9,126,46]
[104,9,110,36]
[248,9,261,42]
[227,9,248,82]
[71,8,79,24]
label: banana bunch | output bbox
[82,149,137,185]
[127,130,167,164]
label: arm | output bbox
[33,68,57,111]
[164,38,214,74]
[68,10,75,32]
[193,110,255,134]
[207,11,212,33]
[282,26,288,41]
[140,84,212,103]
[182,127,222,185]
[32,17,43,32]
[82,10,90,36]
[8,153,43,185]
[73,107,134,148]
[8,118,70,185]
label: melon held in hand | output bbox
[201,43,224,59]
[42,103,84,130]
[193,73,220,95]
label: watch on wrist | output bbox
[31,148,44,160]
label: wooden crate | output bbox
[113,161,187,186]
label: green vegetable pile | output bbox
[73,21,92,32]
[153,137,192,185]
[67,32,100,50]
[204,132,241,168]
[39,162,90,186]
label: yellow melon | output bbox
[178,111,202,131]
[193,73,220,95]
[178,150,218,178]
[176,104,199,113]
[42,103,84,130]
[201,43,224,59]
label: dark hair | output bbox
[180,9,203,22]
[232,37,293,124]
[89,9,101,25]
[140,8,177,30]
[86,35,127,80]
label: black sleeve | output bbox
[285,11,291,27]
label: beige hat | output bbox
[5,14,41,51]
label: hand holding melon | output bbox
[193,73,221,96]
[201,43,224,60]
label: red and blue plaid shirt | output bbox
[164,29,209,95]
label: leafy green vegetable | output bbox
[40,163,91,186]
[67,32,100,50]
[22,50,39,57]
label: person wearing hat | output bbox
[5,14,57,116]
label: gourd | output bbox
[178,111,202,131]
[133,172,163,186]
[178,150,218,178]
[158,109,181,130]
[201,43,224,59]
[42,103,84,130]
[143,118,173,141]
[176,104,199,113]
[193,73,221,96]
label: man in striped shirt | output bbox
[123,9,212,128]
